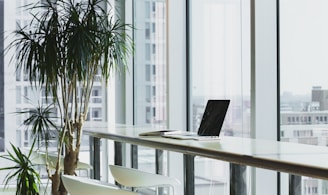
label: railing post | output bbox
[156,149,164,195]
[89,136,101,180]
[131,145,138,169]
[184,154,195,195]
[289,175,301,195]
[230,164,247,195]
[114,142,123,166]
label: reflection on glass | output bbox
[133,0,168,189]
[280,0,328,194]
[190,0,250,137]
[190,0,250,194]
[134,0,166,127]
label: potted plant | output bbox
[6,0,133,194]
[0,140,41,195]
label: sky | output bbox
[191,0,328,97]
[279,0,328,95]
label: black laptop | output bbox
[197,99,230,136]
[158,99,230,140]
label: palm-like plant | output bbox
[18,101,58,150]
[0,140,41,195]
[6,0,133,194]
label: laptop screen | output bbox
[197,100,230,136]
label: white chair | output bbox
[28,150,92,170]
[61,174,139,195]
[109,164,180,194]
[45,153,92,170]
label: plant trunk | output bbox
[64,150,78,175]
[51,172,63,195]
[50,150,78,195]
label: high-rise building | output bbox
[281,87,328,145]
[134,0,167,126]
[312,86,328,111]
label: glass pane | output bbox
[190,0,250,136]
[190,0,250,194]
[134,0,167,127]
[3,0,111,184]
[134,1,168,192]
[0,0,4,152]
[279,0,328,194]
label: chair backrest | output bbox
[61,174,138,195]
[109,165,181,188]
[27,149,92,170]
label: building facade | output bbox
[281,87,328,194]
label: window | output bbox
[92,108,101,119]
[146,106,151,123]
[189,0,250,193]
[280,0,328,193]
[92,88,100,96]
[152,86,156,96]
[7,0,328,194]
[152,43,156,54]
[133,0,168,179]
[134,0,167,127]
[152,22,155,33]
[145,22,150,39]
[145,43,151,61]
[152,65,156,75]
[3,1,110,183]
[145,1,150,19]
[152,2,156,12]
[190,0,250,134]
[145,64,151,81]
[152,107,156,117]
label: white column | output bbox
[167,0,186,194]
[251,0,278,194]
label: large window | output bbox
[279,0,328,194]
[134,0,166,127]
[4,0,328,194]
[189,0,250,193]
[190,0,250,136]
[133,0,168,186]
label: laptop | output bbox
[140,99,230,140]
